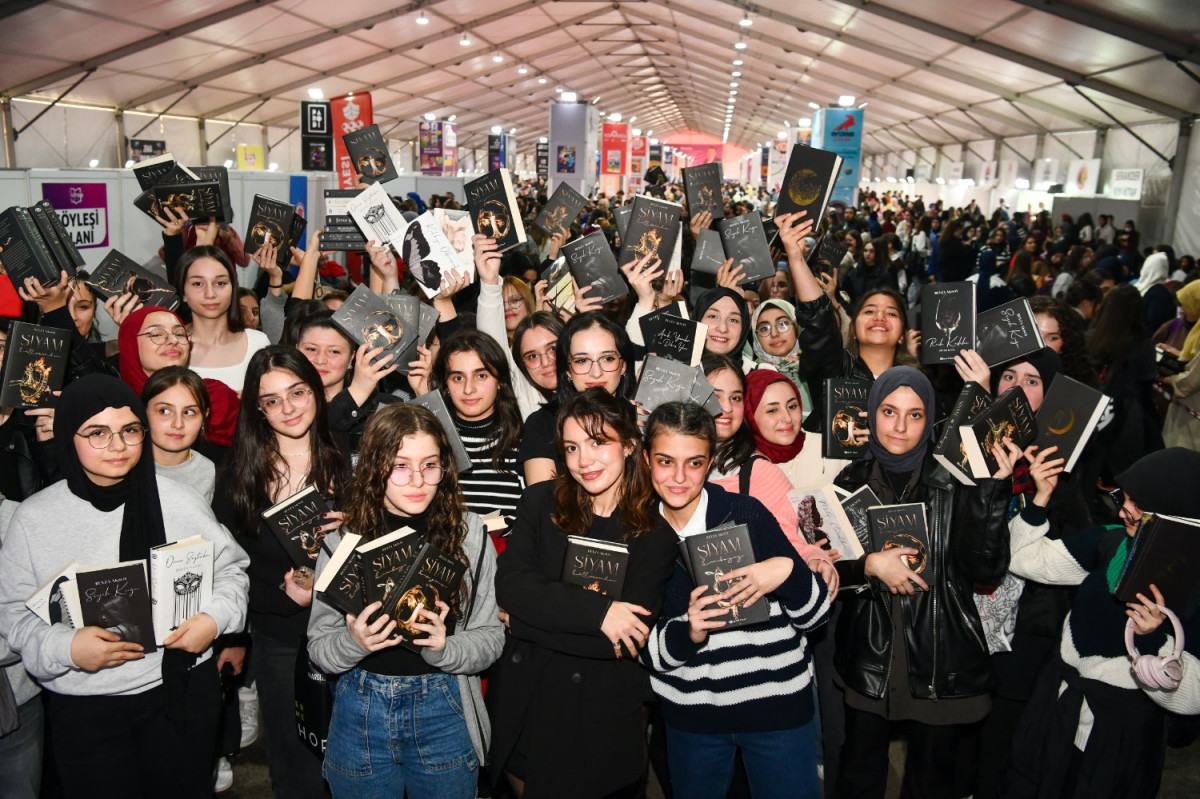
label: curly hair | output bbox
[1029,296,1097,386]
[342,403,470,616]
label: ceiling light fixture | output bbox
[797,117,812,127]
[731,71,741,77]
[807,101,821,110]
[734,40,747,50]
[517,65,528,74]
[538,136,548,144]
[307,87,324,100]
[447,114,456,121]
[492,54,503,63]
[838,95,855,107]
[733,59,743,66]
[739,13,752,27]
[609,112,622,122]
[459,32,471,46]
[632,128,641,136]
[88,158,100,167]
[783,120,790,127]
[509,127,516,134]
[416,10,428,25]
[629,115,636,122]
[730,82,739,87]
[777,131,787,139]
[491,125,503,134]
[591,96,600,104]
[424,112,437,121]
[561,91,577,102]
[224,159,234,168]
[857,101,869,108]
[537,77,547,84]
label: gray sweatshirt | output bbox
[155,450,216,503]
[0,478,250,697]
[307,513,504,764]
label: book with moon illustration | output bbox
[959,386,1037,479]
[0,321,70,409]
[342,124,398,184]
[773,144,843,225]
[1034,375,1109,473]
[920,282,976,365]
[932,381,993,485]
[464,168,527,252]
[561,536,630,600]
[974,297,1045,367]
[533,182,587,234]
[617,195,682,270]
[682,162,725,220]
[867,503,930,590]
[681,522,768,630]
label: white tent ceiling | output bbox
[1,0,1196,155]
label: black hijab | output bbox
[53,374,166,563]
[990,347,1061,398]
[695,287,752,356]
[867,366,936,472]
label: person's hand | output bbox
[533,279,550,312]
[437,268,471,300]
[406,345,434,397]
[103,292,143,326]
[367,238,397,281]
[410,601,451,652]
[716,258,746,294]
[194,219,219,247]
[775,211,815,255]
[473,235,502,285]
[1157,343,1182,358]
[283,567,313,607]
[812,537,843,563]
[1126,584,1167,636]
[686,584,729,644]
[347,601,401,652]
[905,328,922,360]
[953,349,991,393]
[809,557,840,598]
[620,251,663,308]
[658,267,685,306]
[990,437,1022,480]
[163,612,218,654]
[718,556,794,608]
[70,626,144,671]
[497,607,511,629]
[153,205,187,237]
[349,342,398,401]
[816,267,838,300]
[1025,444,1064,507]
[317,510,346,535]
[251,241,280,272]
[600,600,652,658]
[18,270,70,313]
[689,209,713,238]
[572,277,604,314]
[547,226,569,260]
[865,548,928,594]
[216,645,246,676]
[24,395,58,441]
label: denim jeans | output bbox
[0,695,43,799]
[665,720,821,799]
[323,668,478,799]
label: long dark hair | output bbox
[342,404,469,616]
[141,366,211,438]
[702,354,755,474]
[847,287,917,366]
[1029,296,1097,386]
[227,346,347,537]
[512,311,564,398]
[552,389,655,540]
[176,245,245,333]
[1088,283,1146,364]
[432,329,522,471]
[555,311,637,401]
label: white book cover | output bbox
[347,182,410,251]
[400,210,476,298]
[25,560,78,625]
[149,536,214,645]
[789,484,865,560]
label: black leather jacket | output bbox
[833,454,1009,701]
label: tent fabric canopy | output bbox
[1,0,1195,154]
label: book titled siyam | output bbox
[332,285,418,377]
[360,527,425,635]
[823,378,871,460]
[153,179,224,223]
[959,387,1037,479]
[1034,375,1110,473]
[382,541,467,652]
[618,195,683,270]
[245,195,297,267]
[261,486,332,572]
[839,484,881,554]
[86,249,180,310]
[464,169,526,252]
[975,298,1045,367]
[932,382,992,485]
[0,205,60,286]
[613,206,632,239]
[314,533,365,618]
[189,166,235,223]
[342,124,398,184]
[0,321,70,409]
[561,536,630,600]
[1115,514,1200,612]
[867,503,930,590]
[774,144,843,224]
[563,230,627,305]
[148,536,213,645]
[683,523,769,630]
[132,152,178,190]
[533,182,587,234]
[682,162,725,220]
[920,282,976,365]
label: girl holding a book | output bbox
[0,374,249,798]
[308,403,504,798]
[640,400,831,798]
[212,346,347,799]
[489,389,679,798]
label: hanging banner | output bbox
[760,147,769,185]
[999,160,1018,188]
[488,134,506,171]
[536,142,549,181]
[419,121,458,176]
[1108,168,1144,201]
[289,175,309,250]
[128,139,166,162]
[330,93,373,188]
[601,122,629,175]
[812,108,863,205]
[443,123,458,175]
[236,144,263,170]
[1065,158,1101,196]
[767,139,789,191]
[300,100,333,172]
[648,143,663,169]
[41,183,109,249]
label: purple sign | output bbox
[41,182,109,249]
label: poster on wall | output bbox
[811,108,863,205]
[331,93,373,188]
[128,139,166,163]
[999,161,1018,188]
[442,123,457,175]
[601,122,629,175]
[949,162,964,181]
[300,100,333,172]
[557,145,577,174]
[237,144,263,170]
[1065,158,1101,196]
[41,183,109,249]
[1035,158,1058,188]
[978,160,997,186]
[1108,168,1144,201]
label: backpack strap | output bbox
[738,454,766,495]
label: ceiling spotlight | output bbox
[858,101,869,108]
[459,32,471,46]
[424,112,437,121]
[591,96,600,104]
[447,114,456,121]
[492,54,503,63]
[734,40,747,50]
[538,136,548,144]
[555,86,563,93]
[632,128,641,136]
[797,117,812,127]
[733,59,743,65]
[88,158,100,167]
[777,131,787,139]
[783,120,790,127]
[629,116,636,123]
[307,87,324,100]
[729,90,737,95]
[537,77,547,84]
[730,82,739,87]
[646,130,653,136]
[609,112,622,122]
[223,159,234,168]
[561,91,577,102]
[491,125,503,134]
[731,71,741,77]
[838,95,855,107]
[416,10,428,24]
[739,13,752,27]
[509,127,517,134]
[808,101,821,110]
[517,65,528,74]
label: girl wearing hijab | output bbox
[1134,251,1176,333]
[1161,279,1200,450]
[695,287,753,368]
[749,298,813,421]
[831,366,1009,797]
[0,374,249,799]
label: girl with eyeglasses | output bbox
[0,374,249,799]
[489,389,679,798]
[749,298,813,421]
[212,346,347,799]
[308,404,504,798]
[140,366,215,503]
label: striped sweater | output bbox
[643,484,831,733]
[452,411,525,532]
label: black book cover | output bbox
[360,528,426,636]
[331,285,418,378]
[561,536,630,600]
[379,291,427,374]
[314,533,366,618]
[691,228,726,275]
[464,169,527,252]
[975,298,1046,367]
[613,206,631,240]
[839,484,881,553]
[153,180,224,223]
[1157,348,1186,378]
[633,355,699,413]
[383,541,467,652]
[343,124,398,184]
[245,195,296,267]
[867,503,930,590]
[260,486,332,572]
[75,562,157,652]
[540,256,575,313]
[639,307,706,366]
[289,213,308,251]
[618,195,682,270]
[132,152,177,190]
[688,370,723,416]
[29,201,81,276]
[533,182,587,234]
[959,387,1038,479]
[682,162,725,220]
[774,144,843,224]
[152,163,200,187]
[932,382,992,486]
[1034,375,1110,473]
[322,190,369,251]
[812,235,849,271]
[132,189,161,222]
[0,205,59,286]
[683,523,769,630]
[563,230,627,305]
[920,282,976,365]
[190,165,234,224]
[823,378,871,460]
[716,212,775,286]
[407,389,472,475]
[0,321,70,409]
[86,249,180,310]
[1115,514,1200,612]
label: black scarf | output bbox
[866,365,936,472]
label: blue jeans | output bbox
[0,695,43,799]
[665,720,821,799]
[323,668,478,799]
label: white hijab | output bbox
[1134,252,1169,295]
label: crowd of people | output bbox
[0,170,1198,799]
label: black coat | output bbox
[832,455,1009,701]
[488,481,678,798]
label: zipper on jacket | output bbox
[929,492,940,701]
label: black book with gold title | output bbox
[561,536,630,600]
[464,168,526,252]
[245,195,298,268]
[682,162,725,220]
[360,527,425,634]
[86,249,180,311]
[378,540,466,652]
[260,486,332,575]
[190,165,235,223]
[314,533,365,618]
[682,523,769,630]
[867,503,930,591]
[0,321,70,409]
[959,387,1037,479]
[932,381,992,486]
[0,205,60,286]
[343,124,399,185]
[132,152,178,191]
[618,195,682,270]
[823,378,871,460]
[533,182,587,234]
[153,179,224,223]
